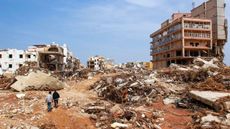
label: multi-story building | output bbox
[150,0,228,69]
[191,0,228,60]
[87,56,106,71]
[0,49,37,74]
[0,43,79,74]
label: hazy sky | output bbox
[0,0,229,65]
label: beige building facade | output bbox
[150,0,228,69]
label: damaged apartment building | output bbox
[0,43,79,74]
[150,0,228,69]
[87,56,114,71]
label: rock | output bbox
[115,78,124,84]
[130,96,141,102]
[144,79,155,85]
[163,97,179,105]
[11,109,18,114]
[201,114,221,124]
[111,122,128,128]
[16,93,26,99]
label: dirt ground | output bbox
[0,73,193,129]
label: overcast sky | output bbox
[0,0,229,65]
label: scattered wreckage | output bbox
[0,57,230,129]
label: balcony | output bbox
[184,23,211,30]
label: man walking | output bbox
[46,91,53,112]
[53,90,60,108]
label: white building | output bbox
[0,43,77,74]
[0,49,37,74]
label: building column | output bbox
[182,18,185,57]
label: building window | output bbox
[9,64,12,68]
[27,55,31,59]
[0,64,2,68]
[19,64,23,67]
[0,54,2,58]
[19,54,23,58]
[9,54,13,58]
[190,42,194,46]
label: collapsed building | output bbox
[0,43,80,74]
[150,0,228,69]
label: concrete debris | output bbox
[192,78,226,91]
[0,57,230,128]
[11,71,65,92]
[83,101,164,129]
[189,90,230,111]
[16,93,26,99]
[91,73,164,105]
[61,97,79,108]
[193,58,220,69]
[163,96,179,105]
[111,122,128,128]
[110,104,124,116]
[16,62,38,76]
[201,114,221,124]
[0,76,16,90]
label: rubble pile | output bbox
[190,112,230,129]
[0,92,46,128]
[191,78,226,91]
[0,57,230,129]
[156,58,225,83]
[0,76,16,90]
[91,73,165,105]
[158,68,210,82]
[68,68,95,81]
[83,101,164,129]
[16,61,39,75]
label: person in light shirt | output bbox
[45,91,53,112]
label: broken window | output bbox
[0,64,1,68]
[8,64,12,68]
[190,42,194,46]
[195,43,199,47]
[9,54,13,58]
[19,64,23,67]
[48,47,59,52]
[176,51,182,56]
[167,61,171,67]
[190,51,199,57]
[27,55,31,59]
[0,54,2,58]
[19,54,23,58]
[167,54,170,58]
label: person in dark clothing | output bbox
[52,90,60,108]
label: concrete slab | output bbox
[189,90,230,111]
[11,71,65,92]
